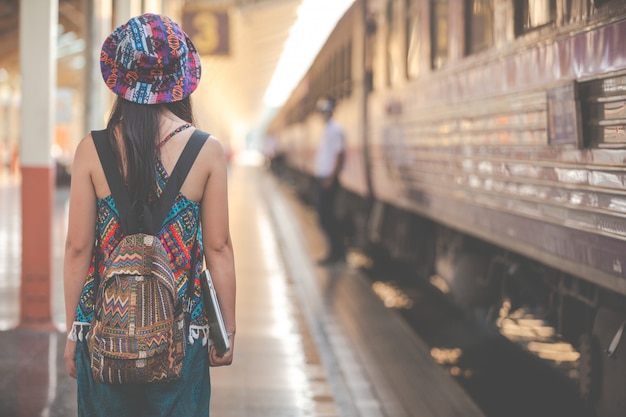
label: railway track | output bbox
[359,254,592,417]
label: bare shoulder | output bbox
[72,133,99,172]
[204,134,226,154]
[198,134,228,167]
[183,133,228,201]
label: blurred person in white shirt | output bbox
[314,97,346,265]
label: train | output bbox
[265,1,626,416]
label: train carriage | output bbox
[267,1,626,416]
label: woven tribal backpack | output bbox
[88,129,207,384]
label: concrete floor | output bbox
[0,162,484,417]
[0,164,340,417]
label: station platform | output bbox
[0,161,485,417]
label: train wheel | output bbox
[450,253,491,313]
[587,307,626,417]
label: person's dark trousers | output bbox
[315,177,345,262]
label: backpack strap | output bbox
[93,130,149,234]
[92,129,209,234]
[92,130,133,234]
[150,129,209,232]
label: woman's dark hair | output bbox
[106,96,195,204]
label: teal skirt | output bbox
[76,338,211,417]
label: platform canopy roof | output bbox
[0,0,302,148]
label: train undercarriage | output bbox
[275,163,626,417]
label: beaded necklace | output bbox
[157,123,192,149]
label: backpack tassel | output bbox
[68,321,90,342]
[188,325,210,346]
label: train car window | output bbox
[406,0,420,78]
[563,0,588,23]
[430,0,449,70]
[313,69,321,105]
[345,42,353,96]
[365,17,376,93]
[579,74,626,147]
[338,48,345,98]
[591,0,626,20]
[338,46,347,98]
[329,52,341,98]
[564,0,626,23]
[465,0,494,55]
[386,0,404,85]
[386,1,393,85]
[514,0,556,35]
[594,0,623,6]
[323,57,330,96]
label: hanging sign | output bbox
[182,6,230,56]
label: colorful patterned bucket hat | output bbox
[100,13,201,105]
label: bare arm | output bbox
[200,138,236,366]
[63,135,98,378]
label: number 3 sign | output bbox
[182,6,230,56]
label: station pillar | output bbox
[114,0,141,27]
[18,0,57,328]
[85,0,112,131]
